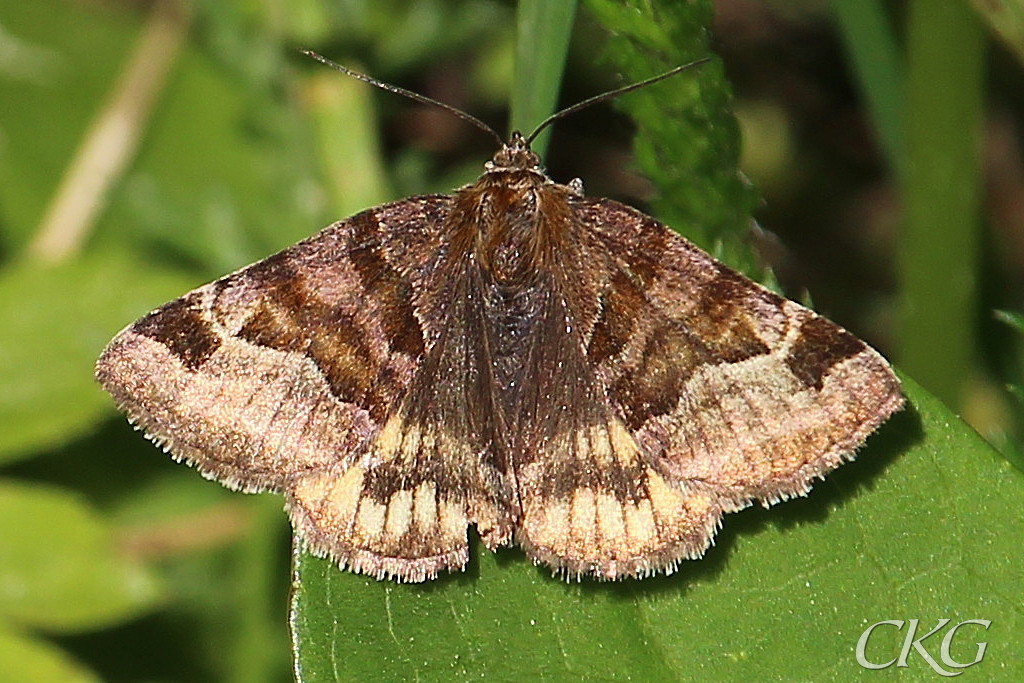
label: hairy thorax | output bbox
[453,169,573,286]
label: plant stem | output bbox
[510,0,578,157]
[899,0,985,407]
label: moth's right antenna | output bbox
[524,58,712,146]
[301,50,505,149]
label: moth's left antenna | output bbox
[301,50,505,149]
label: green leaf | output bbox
[0,252,198,463]
[0,626,100,683]
[0,480,161,632]
[290,375,1023,680]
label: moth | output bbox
[96,54,903,582]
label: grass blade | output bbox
[510,0,578,156]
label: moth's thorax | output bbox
[443,134,576,284]
[452,167,575,284]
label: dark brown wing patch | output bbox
[785,315,868,390]
[132,293,222,370]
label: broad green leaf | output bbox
[290,375,1022,680]
[0,252,198,462]
[0,480,161,632]
[0,626,100,683]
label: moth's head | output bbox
[488,131,542,172]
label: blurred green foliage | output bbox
[1,0,1022,681]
